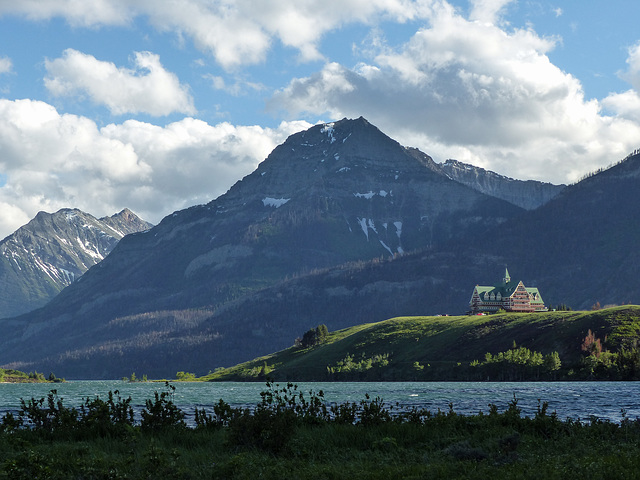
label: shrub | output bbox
[359,394,391,426]
[140,382,186,432]
[227,381,328,454]
[194,399,239,429]
[78,390,134,438]
[18,390,78,436]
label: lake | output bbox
[1,381,638,424]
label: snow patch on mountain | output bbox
[354,191,375,199]
[76,237,103,260]
[394,221,403,239]
[379,240,393,255]
[357,217,379,241]
[357,217,369,240]
[262,197,291,208]
[354,190,391,199]
[321,123,336,143]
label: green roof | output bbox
[473,280,544,304]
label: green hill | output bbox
[200,306,640,382]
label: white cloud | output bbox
[0,0,132,27]
[601,42,640,124]
[620,41,640,92]
[203,74,265,96]
[601,90,640,124]
[269,1,640,183]
[469,0,513,25]
[140,0,434,69]
[44,49,195,116]
[0,0,434,70]
[0,98,309,238]
[0,57,12,74]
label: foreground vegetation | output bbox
[200,306,640,382]
[1,382,640,479]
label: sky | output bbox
[0,0,640,238]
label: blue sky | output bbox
[0,0,639,238]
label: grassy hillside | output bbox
[200,306,640,381]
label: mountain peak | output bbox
[0,207,152,317]
[209,119,453,233]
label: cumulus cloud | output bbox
[44,49,195,116]
[0,98,309,238]
[601,90,640,124]
[269,1,640,183]
[620,41,640,92]
[601,41,640,124]
[138,0,434,69]
[0,0,132,27]
[469,0,513,24]
[0,0,434,70]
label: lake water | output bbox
[1,381,638,424]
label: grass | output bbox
[2,382,640,479]
[199,306,640,381]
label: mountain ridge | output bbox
[439,159,565,210]
[0,208,152,318]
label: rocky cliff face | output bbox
[0,208,152,317]
[440,159,565,210]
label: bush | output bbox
[194,399,239,429]
[227,381,328,454]
[140,382,186,432]
[17,390,78,436]
[78,390,134,438]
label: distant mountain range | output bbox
[2,117,635,380]
[0,208,152,317]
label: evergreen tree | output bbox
[300,324,330,348]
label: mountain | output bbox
[0,208,152,317]
[0,117,526,378]
[191,151,640,344]
[1,117,634,380]
[439,159,565,210]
